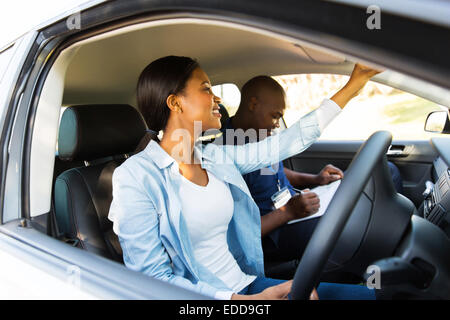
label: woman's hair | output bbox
[134,55,199,152]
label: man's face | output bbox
[250,89,286,138]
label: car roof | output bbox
[3,0,449,51]
[0,0,106,50]
[61,18,350,105]
[59,17,450,108]
[328,0,450,28]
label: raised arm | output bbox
[217,63,380,176]
[330,63,381,109]
[219,99,339,175]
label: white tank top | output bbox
[178,169,256,293]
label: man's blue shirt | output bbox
[220,117,298,245]
[221,117,296,217]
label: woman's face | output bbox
[177,67,222,132]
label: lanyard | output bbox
[266,163,282,191]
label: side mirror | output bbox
[424,110,450,133]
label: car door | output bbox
[0,3,211,300]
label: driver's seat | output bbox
[53,104,147,262]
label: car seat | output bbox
[53,104,147,263]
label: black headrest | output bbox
[58,104,147,161]
[219,103,230,127]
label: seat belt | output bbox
[49,191,81,247]
[48,198,61,238]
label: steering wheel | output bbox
[291,131,393,299]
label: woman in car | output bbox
[108,55,379,300]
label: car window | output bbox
[212,83,241,117]
[0,44,15,83]
[274,74,448,140]
[0,44,15,117]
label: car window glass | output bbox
[212,83,241,117]
[0,44,15,129]
[274,73,448,140]
[0,44,15,84]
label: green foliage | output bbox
[382,97,442,125]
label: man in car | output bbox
[218,67,403,274]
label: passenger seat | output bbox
[54,104,146,263]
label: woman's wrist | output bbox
[345,78,369,97]
[331,79,368,108]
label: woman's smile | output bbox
[212,106,222,118]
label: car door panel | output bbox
[0,221,207,299]
[285,140,438,206]
[388,140,437,206]
[284,140,362,175]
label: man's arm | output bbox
[260,192,320,237]
[283,167,319,188]
[260,207,292,238]
[284,164,344,188]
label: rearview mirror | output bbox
[424,110,450,133]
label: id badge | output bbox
[271,186,292,209]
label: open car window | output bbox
[212,83,241,117]
[275,73,448,140]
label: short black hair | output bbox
[239,75,284,109]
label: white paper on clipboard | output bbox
[287,179,341,224]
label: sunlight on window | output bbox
[212,83,241,116]
[273,74,447,140]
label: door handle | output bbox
[387,144,408,157]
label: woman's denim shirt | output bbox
[108,99,340,298]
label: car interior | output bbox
[25,17,450,299]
